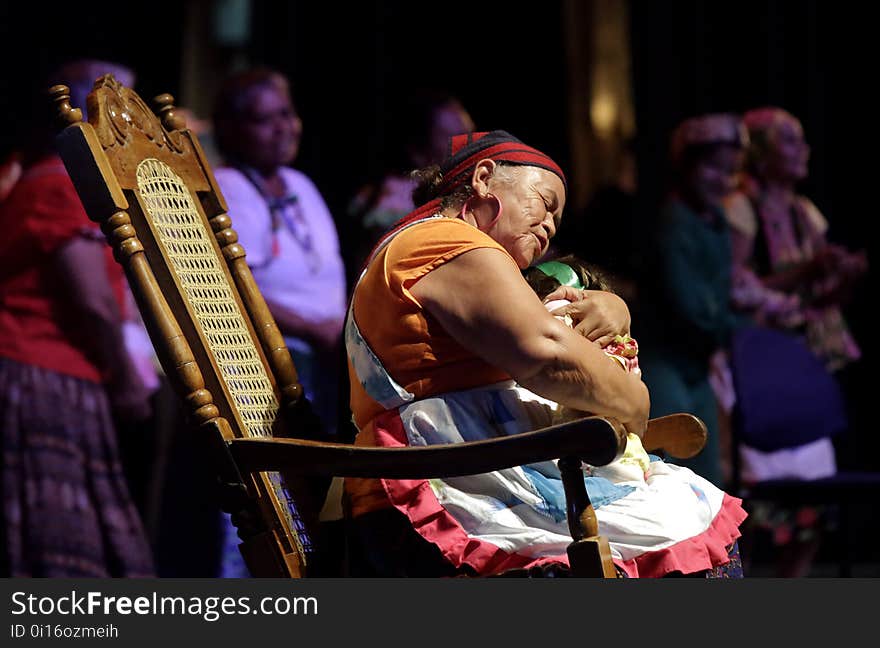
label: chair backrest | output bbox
[50,74,323,577]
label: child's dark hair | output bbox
[523,254,611,300]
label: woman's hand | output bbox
[543,287,632,348]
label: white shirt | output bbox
[214,166,347,352]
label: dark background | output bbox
[1,1,874,574]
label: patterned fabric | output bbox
[499,541,744,578]
[439,130,567,193]
[725,188,861,372]
[662,541,744,578]
[357,383,746,577]
[345,216,747,577]
[709,541,744,578]
[0,358,154,577]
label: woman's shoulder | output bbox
[723,191,758,237]
[280,166,321,195]
[795,195,828,235]
[213,166,259,199]
[392,216,498,246]
[381,217,506,268]
[213,165,245,184]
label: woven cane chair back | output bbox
[51,74,319,576]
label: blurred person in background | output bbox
[726,107,866,376]
[723,107,868,577]
[0,59,154,577]
[344,89,474,286]
[553,139,643,305]
[211,66,346,576]
[637,113,751,489]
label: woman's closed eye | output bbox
[540,195,561,231]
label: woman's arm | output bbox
[56,238,151,421]
[410,247,649,438]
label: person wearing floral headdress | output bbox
[722,107,868,577]
[726,107,866,371]
[637,113,752,488]
[343,130,746,577]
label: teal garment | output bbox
[640,199,745,364]
[638,198,747,487]
[640,347,722,485]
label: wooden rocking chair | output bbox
[50,74,707,578]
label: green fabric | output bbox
[534,260,583,290]
[640,199,748,367]
[639,347,723,486]
[636,198,746,488]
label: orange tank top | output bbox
[346,217,515,514]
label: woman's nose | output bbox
[544,212,557,238]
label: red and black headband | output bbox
[438,130,567,193]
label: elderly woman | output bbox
[344,130,746,577]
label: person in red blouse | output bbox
[0,59,154,576]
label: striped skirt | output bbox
[1,357,154,577]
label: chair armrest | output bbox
[228,415,627,479]
[641,413,707,459]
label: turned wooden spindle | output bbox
[559,456,598,541]
[209,211,307,409]
[100,210,144,262]
[49,84,83,127]
[559,455,618,577]
[99,209,221,428]
[152,92,188,132]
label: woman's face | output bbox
[688,145,744,210]
[487,166,566,269]
[234,83,303,171]
[764,117,810,183]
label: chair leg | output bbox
[567,536,618,578]
[559,456,618,578]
